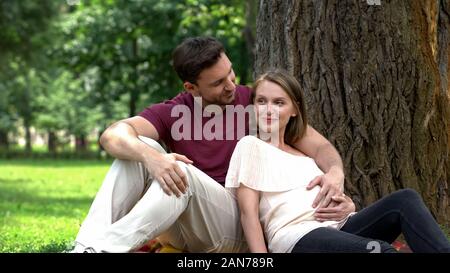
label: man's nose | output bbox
[224,76,236,91]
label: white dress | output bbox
[225,135,353,253]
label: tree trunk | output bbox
[255,0,449,225]
[129,86,138,117]
[438,0,450,209]
[97,128,105,152]
[0,130,8,150]
[75,134,87,153]
[240,0,257,85]
[24,120,32,154]
[48,131,57,154]
[129,38,139,117]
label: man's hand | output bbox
[314,194,355,222]
[142,152,193,197]
[307,167,344,208]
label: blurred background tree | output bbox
[0,0,255,157]
[0,0,58,153]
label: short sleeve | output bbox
[138,103,172,141]
[225,136,302,192]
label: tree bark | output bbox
[129,38,139,117]
[438,0,450,208]
[240,0,257,85]
[255,0,449,225]
[48,131,57,154]
[24,120,31,154]
[75,134,87,153]
[0,130,8,150]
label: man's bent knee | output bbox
[138,135,167,154]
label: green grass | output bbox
[0,159,112,253]
[0,159,449,253]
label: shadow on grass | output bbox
[6,241,73,253]
[0,178,95,218]
[0,159,113,168]
[38,241,73,253]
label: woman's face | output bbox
[254,80,297,135]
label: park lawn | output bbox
[0,159,112,253]
[0,159,449,253]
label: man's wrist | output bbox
[328,165,344,179]
[137,140,161,165]
[328,166,345,192]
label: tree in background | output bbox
[55,0,250,115]
[0,82,17,150]
[4,61,44,154]
[255,0,449,225]
[1,0,254,155]
[34,69,103,153]
[0,0,58,153]
[53,0,252,149]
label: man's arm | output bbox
[292,125,345,208]
[100,116,192,197]
[100,116,160,161]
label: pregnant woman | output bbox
[225,69,450,253]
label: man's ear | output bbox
[184,82,199,96]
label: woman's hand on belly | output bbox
[313,194,355,222]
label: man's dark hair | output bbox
[172,37,224,84]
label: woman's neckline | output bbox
[249,135,313,160]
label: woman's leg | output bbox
[291,227,397,253]
[341,189,450,253]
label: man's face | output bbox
[185,53,236,108]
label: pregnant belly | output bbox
[264,185,321,225]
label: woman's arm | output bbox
[236,185,268,253]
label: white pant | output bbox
[74,136,248,253]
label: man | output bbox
[72,37,351,253]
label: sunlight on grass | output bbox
[0,159,449,252]
[0,159,112,252]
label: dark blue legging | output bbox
[292,189,450,253]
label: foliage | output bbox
[1,0,252,154]
[0,0,57,56]
[0,82,18,134]
[3,59,44,133]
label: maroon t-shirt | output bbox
[139,85,253,185]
